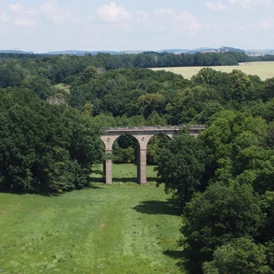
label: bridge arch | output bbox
[100,126,205,184]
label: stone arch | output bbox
[100,133,145,184]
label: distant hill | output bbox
[47,47,246,56]
[245,49,274,56]
[157,49,189,54]
[0,47,274,56]
[48,50,125,56]
[0,50,33,54]
[218,46,244,53]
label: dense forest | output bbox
[1,52,274,273]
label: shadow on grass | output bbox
[112,177,157,183]
[87,184,102,189]
[89,177,138,184]
[133,199,180,216]
[163,249,185,272]
[163,249,184,259]
[89,177,158,184]
[90,177,105,183]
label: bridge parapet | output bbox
[101,125,205,131]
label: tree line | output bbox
[1,50,274,82]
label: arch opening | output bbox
[111,135,139,183]
[112,135,138,165]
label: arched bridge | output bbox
[100,126,205,185]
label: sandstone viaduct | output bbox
[100,126,205,185]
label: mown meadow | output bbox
[0,164,183,274]
[151,61,274,80]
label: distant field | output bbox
[151,61,274,80]
[0,164,183,274]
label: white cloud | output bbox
[154,9,174,16]
[9,3,24,13]
[8,3,38,28]
[97,2,131,23]
[14,19,36,27]
[211,20,272,32]
[121,24,131,30]
[228,0,271,6]
[41,0,78,24]
[205,2,230,11]
[134,9,204,34]
[136,10,148,23]
[0,14,9,23]
[260,18,274,29]
[206,0,271,11]
[174,11,204,32]
[24,10,36,15]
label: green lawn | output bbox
[0,164,183,274]
[151,61,274,80]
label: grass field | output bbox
[151,61,274,80]
[0,164,183,274]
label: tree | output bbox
[229,69,255,102]
[80,66,98,84]
[156,132,206,206]
[23,75,54,99]
[181,182,264,273]
[0,61,26,88]
[203,238,272,274]
[0,88,103,194]
[137,93,166,118]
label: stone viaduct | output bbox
[100,126,205,185]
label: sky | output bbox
[0,0,273,53]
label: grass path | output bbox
[0,165,183,274]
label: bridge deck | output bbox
[102,125,205,134]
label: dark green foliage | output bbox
[265,241,274,270]
[0,88,103,194]
[182,182,264,273]
[156,133,206,206]
[147,134,171,165]
[80,66,99,84]
[203,238,272,274]
[23,75,54,99]
[0,61,26,88]
[177,110,274,273]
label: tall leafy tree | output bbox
[156,132,206,206]
[203,238,272,274]
[182,182,264,273]
[0,88,103,194]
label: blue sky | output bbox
[0,0,273,52]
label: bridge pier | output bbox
[137,148,147,184]
[104,150,113,184]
